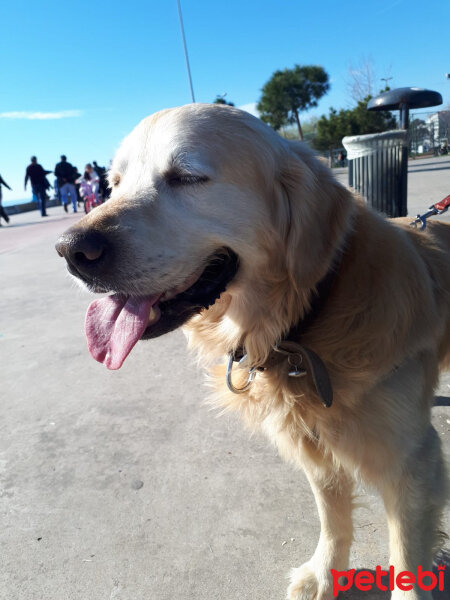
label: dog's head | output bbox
[56,104,351,369]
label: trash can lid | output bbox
[343,130,408,159]
[367,87,442,111]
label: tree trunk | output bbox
[293,109,304,141]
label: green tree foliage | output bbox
[257,65,330,140]
[213,96,235,106]
[312,96,397,152]
[279,117,318,141]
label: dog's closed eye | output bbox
[165,171,209,187]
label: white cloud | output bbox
[0,110,83,120]
[238,103,260,118]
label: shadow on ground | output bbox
[409,160,450,169]
[435,397,450,407]
[406,166,450,174]
[2,215,79,229]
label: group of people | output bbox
[24,156,110,217]
[0,156,111,226]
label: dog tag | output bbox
[288,366,307,377]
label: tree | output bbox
[312,96,397,153]
[213,96,235,106]
[279,116,319,142]
[350,96,397,133]
[313,108,352,153]
[409,119,429,153]
[346,56,393,104]
[257,65,330,140]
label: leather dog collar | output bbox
[227,240,347,407]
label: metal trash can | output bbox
[342,87,443,218]
[342,130,408,217]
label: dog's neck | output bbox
[185,182,356,368]
[185,235,348,368]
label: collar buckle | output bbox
[226,352,257,394]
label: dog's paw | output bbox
[287,562,334,600]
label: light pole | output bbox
[381,77,393,89]
[176,0,195,103]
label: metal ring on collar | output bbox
[226,352,257,394]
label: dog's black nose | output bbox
[56,228,109,274]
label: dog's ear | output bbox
[277,143,352,292]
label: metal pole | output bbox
[176,0,195,103]
[399,103,409,130]
[398,102,409,217]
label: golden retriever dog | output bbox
[56,104,450,599]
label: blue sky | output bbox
[1,0,449,202]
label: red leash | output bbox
[433,195,450,212]
[410,195,450,229]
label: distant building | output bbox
[425,110,450,147]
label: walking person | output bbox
[84,164,100,201]
[76,164,101,212]
[72,165,83,209]
[24,156,52,217]
[55,155,78,213]
[0,173,12,225]
[92,160,108,200]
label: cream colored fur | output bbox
[74,104,450,599]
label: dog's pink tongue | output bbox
[85,294,158,370]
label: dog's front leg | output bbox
[381,424,447,600]
[287,442,354,600]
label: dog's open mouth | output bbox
[84,248,239,370]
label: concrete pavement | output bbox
[333,154,450,223]
[1,158,450,600]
